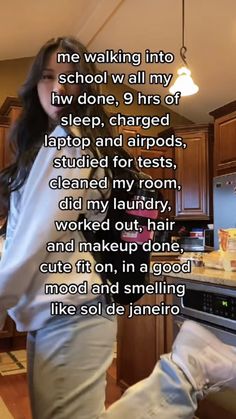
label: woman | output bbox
[0,36,235,419]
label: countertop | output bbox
[150,261,236,288]
[1,240,236,287]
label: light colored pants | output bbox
[27,297,199,419]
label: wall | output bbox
[103,83,192,134]
[0,57,33,106]
[0,57,192,129]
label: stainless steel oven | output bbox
[172,279,236,416]
[173,279,236,344]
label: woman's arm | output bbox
[0,125,105,323]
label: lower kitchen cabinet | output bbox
[0,316,14,339]
[0,124,8,171]
[116,272,178,389]
[117,290,168,389]
[0,316,26,351]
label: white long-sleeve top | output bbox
[0,125,107,331]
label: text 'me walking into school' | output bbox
[0,36,236,419]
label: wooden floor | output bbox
[0,359,122,419]
[1,359,236,419]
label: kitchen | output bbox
[0,1,236,418]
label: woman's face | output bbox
[37,49,80,121]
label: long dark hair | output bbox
[0,36,132,225]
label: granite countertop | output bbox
[150,260,236,288]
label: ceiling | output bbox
[1,0,236,123]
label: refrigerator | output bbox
[213,172,236,249]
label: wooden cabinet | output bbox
[0,316,26,352]
[0,316,14,339]
[118,122,217,222]
[0,98,26,350]
[117,291,165,389]
[0,96,21,170]
[118,126,140,158]
[210,101,236,175]
[116,270,178,389]
[138,146,175,217]
[174,124,214,220]
[118,126,175,217]
[0,123,8,171]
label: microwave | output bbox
[177,237,205,251]
[176,230,214,252]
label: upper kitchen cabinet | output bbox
[118,125,175,217]
[0,97,21,169]
[0,118,8,172]
[209,101,236,176]
[118,125,141,158]
[174,124,214,220]
[139,145,175,217]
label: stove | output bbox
[172,278,236,415]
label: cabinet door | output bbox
[117,293,165,389]
[0,316,14,339]
[117,127,175,216]
[0,126,5,171]
[0,124,10,171]
[4,107,22,168]
[214,111,236,175]
[4,127,14,168]
[175,127,213,220]
[139,147,175,217]
[118,126,140,158]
